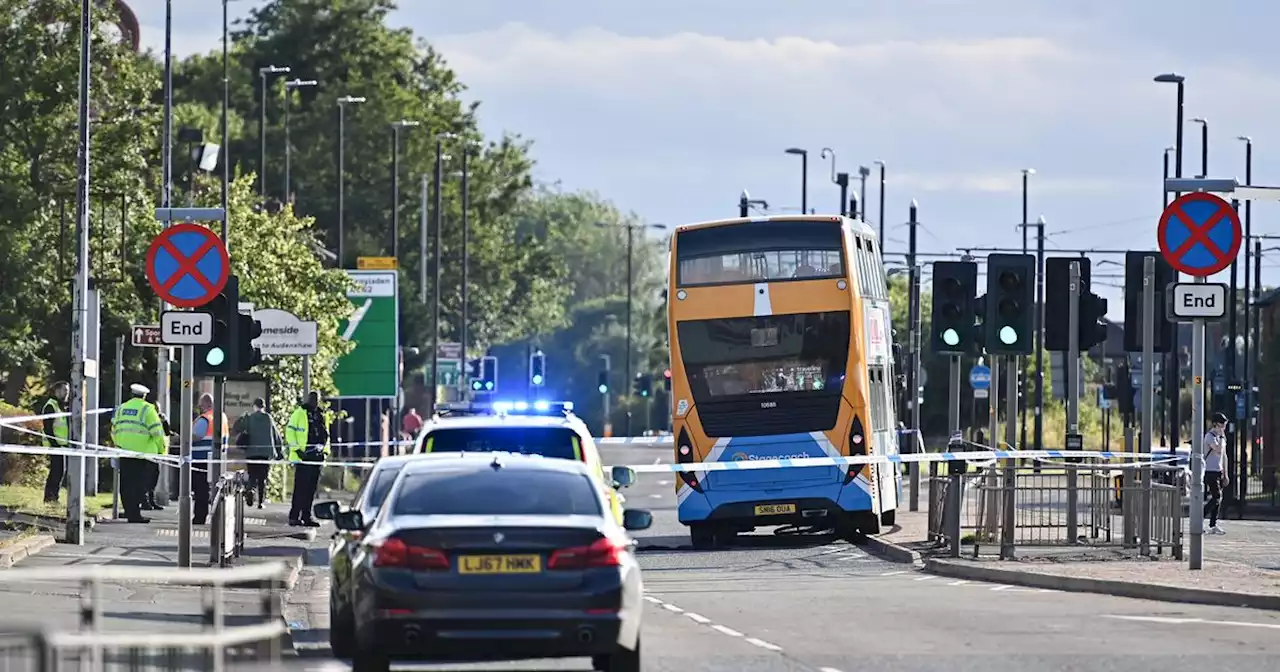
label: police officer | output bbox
[41,381,70,503]
[192,393,229,525]
[111,383,166,523]
[285,392,328,527]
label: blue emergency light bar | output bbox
[435,400,575,416]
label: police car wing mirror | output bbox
[610,466,637,488]
[334,509,364,531]
[312,501,340,520]
[622,509,653,531]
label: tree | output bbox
[0,0,161,402]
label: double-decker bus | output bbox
[667,214,900,548]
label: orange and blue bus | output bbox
[667,214,900,548]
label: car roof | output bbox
[423,412,590,433]
[398,451,594,476]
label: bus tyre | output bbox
[690,524,716,549]
[880,509,896,527]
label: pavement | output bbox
[279,443,1280,671]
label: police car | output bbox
[412,401,635,525]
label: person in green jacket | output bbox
[110,383,167,523]
[285,392,328,527]
[41,381,70,503]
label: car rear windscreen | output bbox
[391,468,603,517]
[424,427,580,460]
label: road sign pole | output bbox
[1066,261,1080,543]
[1190,278,1206,570]
[908,264,922,512]
[948,356,961,438]
[1001,353,1017,559]
[979,356,1000,539]
[178,344,194,568]
[303,356,312,396]
[1140,256,1155,557]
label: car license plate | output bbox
[754,503,796,516]
[458,554,542,574]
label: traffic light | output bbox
[597,370,609,394]
[1123,252,1174,353]
[983,254,1035,355]
[663,368,672,391]
[1045,257,1091,352]
[1078,290,1109,352]
[929,261,977,354]
[633,372,652,397]
[193,276,236,376]
[233,310,263,373]
[467,359,482,391]
[476,355,498,393]
[530,350,546,387]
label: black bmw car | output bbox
[316,452,652,672]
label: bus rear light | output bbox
[676,428,703,493]
[844,415,868,485]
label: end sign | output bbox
[1167,283,1228,321]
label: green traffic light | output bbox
[205,347,225,366]
[942,328,960,347]
[598,384,608,394]
[999,326,1018,345]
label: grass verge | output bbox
[0,485,115,520]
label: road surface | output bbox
[285,443,1280,671]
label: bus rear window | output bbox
[676,220,844,286]
[423,427,581,461]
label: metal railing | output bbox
[209,471,249,567]
[0,562,288,671]
[927,461,1185,559]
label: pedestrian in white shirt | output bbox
[1203,412,1230,534]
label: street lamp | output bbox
[1192,118,1209,178]
[785,147,808,214]
[389,120,420,262]
[873,160,886,244]
[857,166,870,221]
[257,65,290,199]
[336,96,367,268]
[596,221,667,436]
[1163,146,1175,208]
[283,78,318,203]
[1154,71,1185,453]
[1018,168,1035,460]
[1238,134,1254,493]
[820,148,849,216]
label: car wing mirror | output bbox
[334,509,365,531]
[610,466,637,488]
[312,501,340,520]
[621,508,653,531]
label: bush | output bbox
[0,402,50,487]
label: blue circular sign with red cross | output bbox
[1157,192,1242,277]
[145,223,230,308]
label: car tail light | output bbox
[844,415,867,484]
[548,538,625,569]
[372,537,450,570]
[676,427,703,493]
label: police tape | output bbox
[0,441,1186,474]
[0,407,114,426]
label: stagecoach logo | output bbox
[493,533,504,544]
[760,401,777,409]
[731,452,749,461]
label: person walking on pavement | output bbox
[192,393,229,525]
[110,384,166,523]
[1204,412,1230,535]
[41,381,70,503]
[285,391,328,527]
[232,397,283,508]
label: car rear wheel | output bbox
[328,597,355,659]
[352,647,389,672]
[592,636,641,672]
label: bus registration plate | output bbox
[754,503,796,516]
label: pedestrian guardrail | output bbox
[0,561,287,671]
[209,470,249,567]
[927,462,1185,559]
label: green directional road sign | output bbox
[435,359,461,388]
[333,270,399,398]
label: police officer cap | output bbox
[1211,412,1228,424]
[130,383,150,396]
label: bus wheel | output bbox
[880,509,896,527]
[690,524,716,550]
[838,512,877,540]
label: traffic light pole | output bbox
[906,201,920,512]
[1066,261,1081,542]
[178,344,194,568]
[1140,256,1156,556]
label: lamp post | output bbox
[336,96,367,268]
[785,147,808,214]
[874,160,886,244]
[857,166,870,220]
[257,65,290,199]
[283,78,318,203]
[821,148,848,216]
[1154,71,1185,451]
[389,120,420,262]
[1237,134,1252,512]
[1019,168,1035,462]
[1192,118,1209,178]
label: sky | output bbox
[124,0,1280,320]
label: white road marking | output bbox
[652,457,661,465]
[914,575,936,581]
[643,595,662,604]
[1103,615,1280,630]
[990,585,1012,591]
[880,570,907,576]
[650,494,664,498]
[661,603,684,613]
[947,580,970,586]
[657,480,672,485]
[712,624,743,637]
[819,668,845,672]
[745,637,783,651]
[685,612,711,624]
